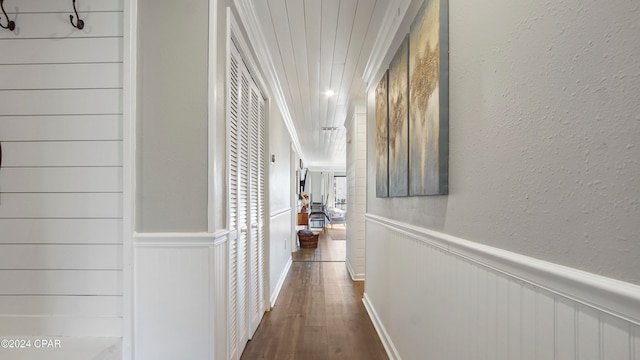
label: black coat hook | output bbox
[0,0,15,31]
[70,0,84,30]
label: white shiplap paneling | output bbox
[0,167,122,193]
[0,38,122,64]
[0,295,121,316]
[0,193,122,218]
[0,270,121,295]
[364,215,640,360]
[0,89,122,115]
[0,0,123,339]
[1,141,122,167]
[0,115,121,141]
[0,244,122,269]
[0,12,123,40]
[0,64,122,90]
[5,0,123,13]
[345,107,366,280]
[0,219,122,244]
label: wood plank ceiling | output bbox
[245,0,389,171]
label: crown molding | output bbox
[234,0,307,163]
[307,162,347,173]
[362,0,413,89]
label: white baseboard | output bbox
[270,256,292,307]
[346,258,365,281]
[362,294,401,360]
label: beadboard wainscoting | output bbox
[364,215,640,360]
[269,208,293,307]
[133,232,228,360]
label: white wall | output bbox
[269,105,292,213]
[364,0,640,358]
[268,102,293,306]
[367,0,640,287]
[136,0,209,232]
[134,2,294,359]
[346,105,367,280]
[134,1,226,358]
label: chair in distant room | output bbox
[309,202,327,230]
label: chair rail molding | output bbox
[364,214,640,359]
[365,213,640,326]
[133,231,229,247]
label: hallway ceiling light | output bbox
[324,90,335,97]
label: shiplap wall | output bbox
[345,106,366,280]
[0,0,123,337]
[364,215,640,360]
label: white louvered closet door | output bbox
[236,52,251,355]
[248,81,266,336]
[228,40,267,359]
[257,87,267,325]
[227,44,241,360]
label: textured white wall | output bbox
[137,0,209,232]
[268,102,293,302]
[269,104,292,212]
[367,0,640,284]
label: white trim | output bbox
[270,207,292,218]
[362,293,401,360]
[122,0,137,358]
[362,0,412,89]
[228,8,271,106]
[234,1,306,165]
[207,0,218,234]
[346,259,365,281]
[270,256,292,308]
[365,214,640,326]
[306,163,347,173]
[133,231,229,247]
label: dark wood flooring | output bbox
[240,229,388,360]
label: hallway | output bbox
[240,231,388,360]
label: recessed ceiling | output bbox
[240,0,390,171]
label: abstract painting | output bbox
[409,0,449,195]
[388,36,409,197]
[375,71,389,198]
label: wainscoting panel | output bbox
[269,208,293,306]
[133,232,228,360]
[364,215,640,360]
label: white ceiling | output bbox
[240,0,390,171]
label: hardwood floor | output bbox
[240,230,388,360]
[292,227,346,262]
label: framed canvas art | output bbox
[375,71,389,198]
[409,0,449,195]
[388,35,409,197]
